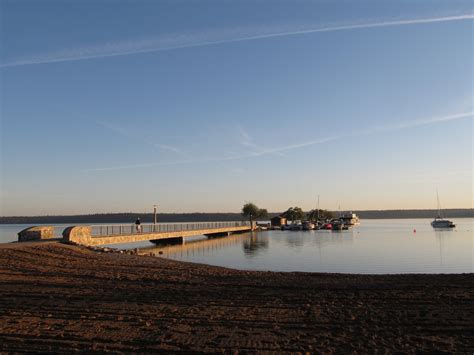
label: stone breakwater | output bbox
[0,243,473,353]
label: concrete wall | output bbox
[62,226,92,244]
[18,226,55,242]
[63,225,252,246]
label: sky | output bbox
[0,0,473,216]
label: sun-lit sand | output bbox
[0,242,472,353]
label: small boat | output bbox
[331,220,344,231]
[302,221,315,230]
[321,223,332,230]
[431,191,455,229]
[313,221,322,230]
[431,218,455,228]
[289,224,302,231]
[256,223,269,230]
[340,212,360,226]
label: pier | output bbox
[19,222,253,246]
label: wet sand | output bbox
[0,242,473,353]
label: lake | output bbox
[1,219,472,274]
[147,218,473,274]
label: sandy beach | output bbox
[0,242,472,353]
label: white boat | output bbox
[302,221,315,230]
[431,191,455,228]
[340,212,360,226]
[431,218,455,228]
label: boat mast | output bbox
[436,189,442,218]
[317,195,320,221]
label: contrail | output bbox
[85,111,473,172]
[97,120,187,157]
[237,124,286,157]
[270,111,474,154]
[84,155,249,172]
[2,14,473,68]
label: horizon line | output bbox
[1,207,473,218]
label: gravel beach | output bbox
[0,242,472,353]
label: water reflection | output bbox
[140,232,252,258]
[243,233,269,257]
[433,228,454,267]
[282,230,354,250]
[283,232,306,249]
[142,230,358,260]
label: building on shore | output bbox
[271,215,287,227]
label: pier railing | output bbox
[90,221,250,237]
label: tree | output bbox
[258,209,268,219]
[307,209,334,221]
[322,209,335,220]
[242,203,267,226]
[284,207,305,223]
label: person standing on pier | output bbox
[135,218,142,233]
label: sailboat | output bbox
[431,191,455,228]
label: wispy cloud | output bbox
[84,155,245,172]
[237,125,286,157]
[2,14,473,68]
[97,120,130,137]
[257,111,474,155]
[85,111,473,172]
[237,126,252,144]
[97,120,187,157]
[153,143,184,155]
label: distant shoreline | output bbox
[1,209,472,224]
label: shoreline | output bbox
[0,243,473,352]
[1,209,473,225]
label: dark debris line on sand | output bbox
[0,243,473,353]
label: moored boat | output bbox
[431,191,455,229]
[331,219,349,231]
[340,212,360,226]
[331,220,344,231]
[431,218,455,228]
[321,223,332,230]
[289,224,303,231]
[302,221,315,230]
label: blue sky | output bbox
[1,0,473,215]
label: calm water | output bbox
[1,219,472,274]
[148,218,473,274]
